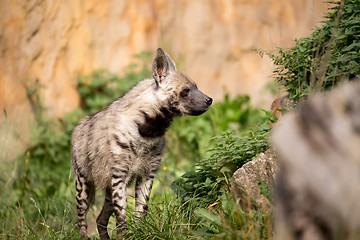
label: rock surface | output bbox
[0,0,331,159]
[232,148,278,210]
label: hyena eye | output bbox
[180,87,190,98]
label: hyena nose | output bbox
[205,97,213,106]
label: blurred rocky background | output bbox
[0,0,331,159]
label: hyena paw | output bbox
[116,223,128,239]
[78,227,87,239]
[116,230,128,239]
[134,210,147,218]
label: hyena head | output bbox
[152,48,212,116]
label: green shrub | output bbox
[77,52,152,114]
[171,123,270,205]
[194,192,273,239]
[126,196,201,240]
[163,95,266,183]
[267,0,360,102]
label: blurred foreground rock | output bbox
[272,80,360,240]
[232,148,278,210]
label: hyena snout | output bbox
[184,89,213,116]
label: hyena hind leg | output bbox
[96,188,114,240]
[75,173,95,238]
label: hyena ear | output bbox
[152,48,176,85]
[164,52,176,71]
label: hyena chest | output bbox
[118,136,165,176]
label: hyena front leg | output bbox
[111,164,129,237]
[75,173,94,238]
[134,176,153,217]
[96,188,114,240]
[134,158,161,217]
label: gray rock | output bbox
[232,148,279,210]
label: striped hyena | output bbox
[272,80,360,239]
[71,48,212,239]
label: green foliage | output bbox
[172,124,270,205]
[267,0,360,101]
[1,81,82,239]
[194,192,273,239]
[0,110,80,238]
[0,151,78,239]
[258,179,273,204]
[77,52,152,114]
[25,113,80,193]
[164,95,266,182]
[126,197,200,240]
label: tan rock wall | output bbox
[0,0,331,159]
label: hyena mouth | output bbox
[191,109,208,116]
[186,105,212,116]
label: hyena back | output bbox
[71,48,212,239]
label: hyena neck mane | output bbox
[112,78,178,138]
[136,107,175,138]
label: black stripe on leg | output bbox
[76,178,83,188]
[112,180,123,188]
[113,202,125,211]
[78,222,87,227]
[76,197,87,206]
[112,192,123,200]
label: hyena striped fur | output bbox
[71,48,212,239]
[272,80,360,240]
